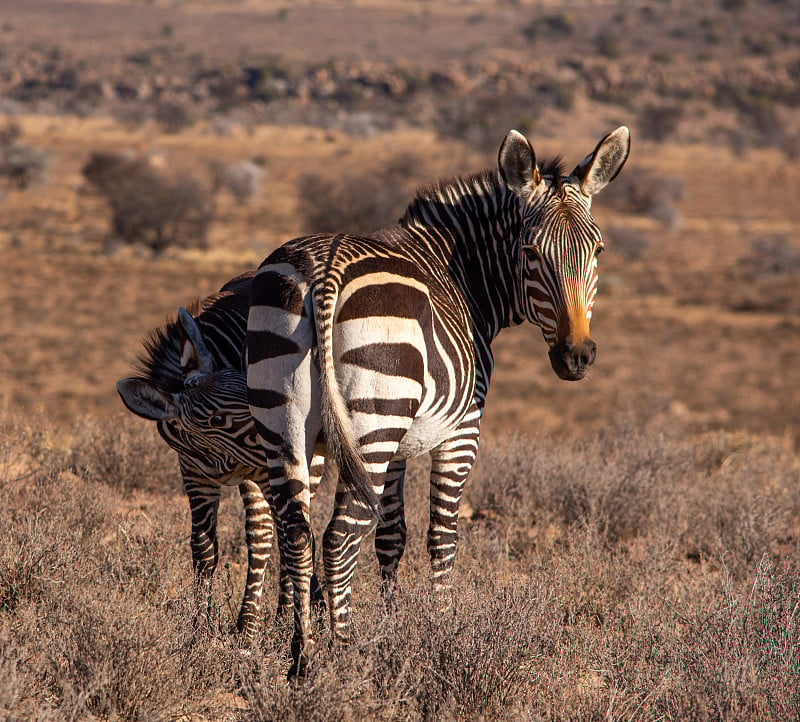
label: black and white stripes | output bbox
[246,127,630,676]
[116,273,326,642]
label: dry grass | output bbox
[1,412,798,720]
[0,2,799,718]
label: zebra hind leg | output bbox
[273,454,327,622]
[375,459,408,613]
[263,469,317,680]
[275,530,325,621]
[322,477,385,647]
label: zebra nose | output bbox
[548,337,596,381]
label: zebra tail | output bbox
[312,279,380,520]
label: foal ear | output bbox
[498,129,542,197]
[177,307,215,380]
[572,126,630,196]
[116,378,179,421]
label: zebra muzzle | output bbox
[548,337,597,381]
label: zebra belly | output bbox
[396,415,456,458]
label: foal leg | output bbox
[235,479,273,644]
[183,479,222,635]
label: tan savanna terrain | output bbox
[1,1,800,719]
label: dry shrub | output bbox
[0,415,242,719]
[605,225,651,260]
[601,166,684,227]
[297,153,425,235]
[82,151,214,254]
[209,157,265,204]
[69,414,179,496]
[638,103,685,142]
[240,580,548,721]
[0,120,51,189]
[153,99,195,134]
[681,558,800,721]
[739,234,800,278]
[1,411,799,720]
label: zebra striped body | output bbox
[247,127,630,675]
[116,273,326,642]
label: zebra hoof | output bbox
[230,623,256,649]
[432,584,455,614]
[287,637,317,682]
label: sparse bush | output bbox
[605,225,650,260]
[2,411,799,720]
[0,142,52,188]
[729,234,800,312]
[740,234,800,278]
[638,103,685,142]
[721,0,747,11]
[243,57,292,103]
[209,157,265,204]
[69,415,179,495]
[0,142,51,188]
[82,150,215,253]
[0,121,51,189]
[154,99,194,134]
[438,90,543,151]
[601,166,684,226]
[297,153,425,235]
[595,32,622,59]
[0,120,22,146]
[523,12,576,41]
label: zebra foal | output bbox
[246,126,630,676]
[116,273,325,643]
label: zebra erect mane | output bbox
[400,169,499,228]
[539,156,566,188]
[132,271,253,393]
[400,155,568,228]
[135,299,204,394]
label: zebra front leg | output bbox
[375,459,407,611]
[184,479,222,636]
[235,480,273,645]
[428,426,480,604]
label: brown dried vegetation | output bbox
[1,414,799,720]
[1,1,799,718]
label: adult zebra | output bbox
[247,126,630,676]
[116,272,326,644]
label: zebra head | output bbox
[499,127,630,381]
[116,308,260,483]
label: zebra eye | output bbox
[522,245,539,263]
[594,244,604,257]
[208,414,227,428]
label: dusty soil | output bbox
[1,0,799,442]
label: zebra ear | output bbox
[116,378,179,421]
[572,126,630,196]
[178,307,215,379]
[498,130,542,197]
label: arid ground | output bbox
[1,1,799,719]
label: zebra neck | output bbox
[401,171,526,341]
